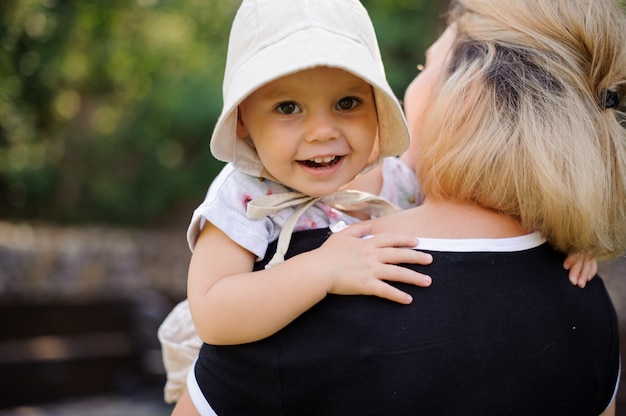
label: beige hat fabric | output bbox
[210,0,410,177]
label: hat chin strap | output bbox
[247,189,400,268]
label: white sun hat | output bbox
[210,0,410,178]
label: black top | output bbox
[195,228,619,415]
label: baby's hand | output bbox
[563,253,597,288]
[317,222,432,304]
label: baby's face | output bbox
[236,66,378,197]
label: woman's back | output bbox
[195,229,619,415]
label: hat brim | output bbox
[210,26,409,177]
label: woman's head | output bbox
[210,0,408,180]
[409,0,626,257]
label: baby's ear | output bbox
[235,107,248,139]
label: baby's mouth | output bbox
[300,155,342,169]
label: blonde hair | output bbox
[416,0,626,257]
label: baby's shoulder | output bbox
[207,164,289,202]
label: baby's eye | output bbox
[336,96,361,111]
[275,102,301,114]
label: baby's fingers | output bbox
[366,232,422,250]
[566,259,583,286]
[367,279,414,305]
[368,264,432,303]
[382,263,432,288]
[390,247,433,266]
[575,258,598,288]
[564,253,598,288]
[373,247,433,287]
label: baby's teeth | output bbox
[311,156,336,163]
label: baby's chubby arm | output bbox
[187,221,432,346]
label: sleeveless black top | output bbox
[195,228,619,415]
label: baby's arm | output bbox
[187,221,432,346]
[563,253,598,288]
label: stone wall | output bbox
[0,221,190,304]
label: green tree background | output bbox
[0,0,447,227]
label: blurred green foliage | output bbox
[0,0,445,227]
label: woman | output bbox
[176,0,626,414]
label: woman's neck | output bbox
[370,198,529,239]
